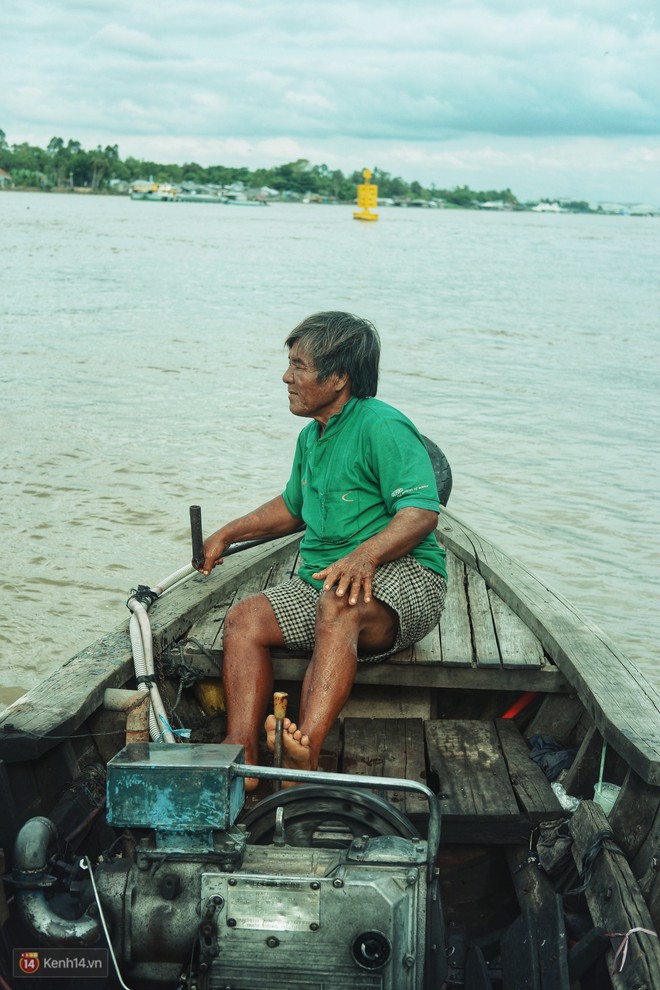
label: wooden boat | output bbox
[1,462,659,989]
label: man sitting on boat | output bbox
[196,311,447,787]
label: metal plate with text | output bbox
[202,873,322,932]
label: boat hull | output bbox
[1,510,659,988]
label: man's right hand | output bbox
[195,531,230,575]
[193,495,303,576]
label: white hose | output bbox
[127,608,173,743]
[126,564,196,744]
[152,563,195,596]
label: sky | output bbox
[2,0,659,204]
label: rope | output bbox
[159,641,209,723]
[606,927,658,974]
[155,713,191,743]
[565,828,625,896]
[126,585,159,609]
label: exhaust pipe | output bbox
[13,816,100,946]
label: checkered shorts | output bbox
[262,555,447,663]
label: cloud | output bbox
[89,23,161,57]
[1,0,659,201]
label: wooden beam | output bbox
[568,800,660,989]
[504,846,571,989]
[526,693,584,740]
[610,769,660,863]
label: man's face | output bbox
[283,342,348,424]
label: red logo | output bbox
[19,952,40,974]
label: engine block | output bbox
[95,838,430,989]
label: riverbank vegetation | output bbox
[0,129,526,207]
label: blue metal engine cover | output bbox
[106,743,245,836]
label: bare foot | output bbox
[222,734,259,792]
[265,714,292,753]
[264,715,315,786]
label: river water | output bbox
[1,191,658,702]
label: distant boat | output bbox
[130,184,268,205]
[130,183,178,202]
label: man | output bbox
[197,312,447,787]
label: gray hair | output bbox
[285,311,380,398]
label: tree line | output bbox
[0,129,524,207]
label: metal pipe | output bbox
[13,817,100,946]
[272,691,288,791]
[231,764,441,878]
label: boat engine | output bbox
[15,743,446,990]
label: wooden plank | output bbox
[342,717,428,817]
[562,726,604,798]
[409,624,442,663]
[438,552,473,666]
[387,644,414,663]
[182,642,570,694]
[185,548,301,660]
[496,719,563,822]
[466,568,501,668]
[424,719,527,843]
[637,852,660,936]
[568,800,660,989]
[265,546,301,586]
[185,593,235,653]
[438,509,660,786]
[272,655,570,694]
[490,590,544,669]
[339,685,432,721]
[183,575,265,662]
[526,693,584,740]
[504,846,571,989]
[610,769,660,863]
[628,792,660,932]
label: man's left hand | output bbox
[312,548,379,606]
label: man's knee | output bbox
[315,589,360,631]
[315,589,397,652]
[224,593,284,648]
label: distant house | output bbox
[0,168,11,187]
[531,201,564,213]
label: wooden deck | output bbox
[341,716,564,843]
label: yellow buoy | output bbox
[353,168,379,222]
